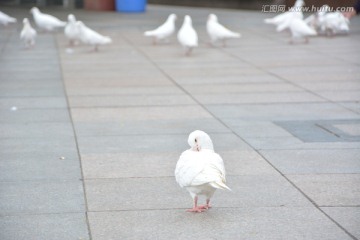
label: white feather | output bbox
[77,21,112,50]
[290,18,317,38]
[20,18,37,48]
[64,14,81,44]
[175,130,231,205]
[177,15,198,55]
[0,11,17,26]
[206,13,240,44]
[144,13,177,42]
[30,7,66,31]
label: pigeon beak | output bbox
[192,144,200,152]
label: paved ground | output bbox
[0,3,360,240]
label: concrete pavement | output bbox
[0,4,360,239]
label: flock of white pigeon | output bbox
[0,7,241,54]
[0,7,112,51]
[264,0,350,43]
[0,0,352,54]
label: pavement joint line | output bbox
[54,36,93,240]
[0,211,87,217]
[121,31,360,240]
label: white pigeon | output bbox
[30,7,66,31]
[264,0,305,28]
[276,11,303,32]
[304,5,330,32]
[289,18,317,43]
[20,18,37,49]
[206,13,241,47]
[144,13,177,45]
[321,11,350,36]
[175,130,231,213]
[76,21,112,51]
[0,11,17,26]
[177,15,198,56]
[64,14,81,46]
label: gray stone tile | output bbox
[77,133,252,154]
[71,106,213,122]
[221,119,293,138]
[88,207,351,240]
[333,123,360,136]
[260,149,360,174]
[182,82,303,94]
[0,109,70,122]
[207,103,359,121]
[0,137,78,160]
[0,213,89,240]
[68,94,196,107]
[316,91,360,102]
[0,97,67,109]
[0,181,85,214]
[0,123,74,138]
[321,207,360,240]
[0,158,81,181]
[85,175,310,211]
[295,81,360,92]
[193,92,325,104]
[82,150,276,179]
[66,86,184,96]
[288,174,360,206]
[74,118,229,136]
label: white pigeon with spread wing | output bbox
[264,0,305,28]
[0,11,17,26]
[144,13,177,44]
[175,130,231,213]
[64,14,81,46]
[177,15,198,56]
[30,7,66,31]
[289,18,317,43]
[206,13,240,47]
[77,21,112,51]
[20,18,37,49]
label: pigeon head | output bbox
[188,130,214,151]
[208,14,218,22]
[294,0,305,7]
[68,14,76,23]
[184,15,192,25]
[23,18,29,25]
[30,7,40,14]
[168,13,177,21]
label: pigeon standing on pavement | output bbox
[64,14,81,46]
[76,21,112,51]
[30,7,66,32]
[289,18,317,44]
[20,18,37,49]
[304,4,330,33]
[144,13,177,45]
[175,130,231,213]
[206,13,241,47]
[177,15,198,56]
[0,11,17,26]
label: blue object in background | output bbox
[116,0,147,12]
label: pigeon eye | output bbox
[195,139,197,143]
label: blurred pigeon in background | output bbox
[289,18,317,44]
[175,130,231,213]
[305,4,330,33]
[64,14,81,46]
[177,15,198,56]
[206,13,241,47]
[30,7,66,31]
[77,21,112,51]
[20,18,37,49]
[0,11,17,26]
[144,13,177,45]
[264,0,305,28]
[321,11,350,36]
